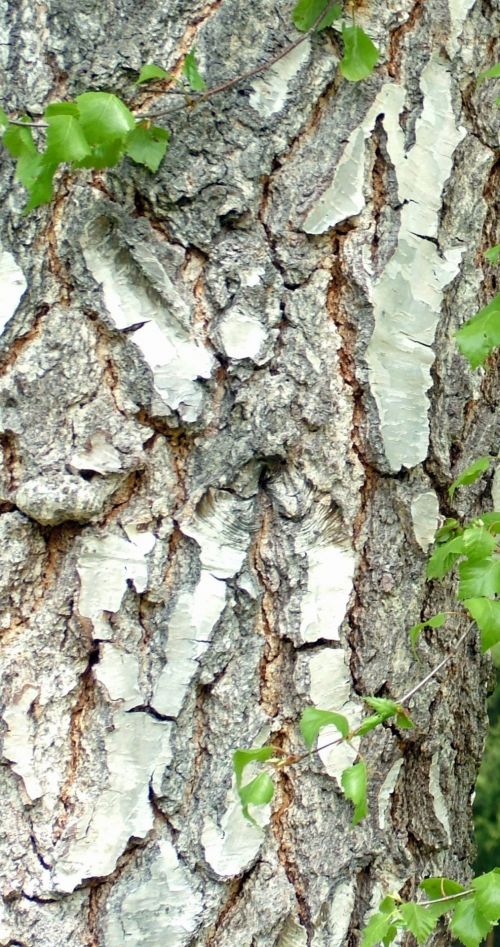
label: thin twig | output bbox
[139,0,340,121]
[5,0,338,132]
[282,622,473,769]
[285,734,344,766]
[7,118,48,128]
[418,889,474,907]
[397,624,473,706]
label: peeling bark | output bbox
[0,0,498,945]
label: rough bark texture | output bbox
[0,0,498,945]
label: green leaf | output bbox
[399,902,438,944]
[238,771,275,810]
[458,558,500,600]
[477,62,500,84]
[45,114,91,163]
[75,92,135,144]
[465,598,500,651]
[435,519,461,543]
[396,711,415,729]
[233,746,276,824]
[363,697,400,717]
[15,151,44,190]
[419,877,465,900]
[382,927,398,947]
[232,746,275,789]
[449,457,491,499]
[361,910,395,947]
[136,64,171,84]
[456,294,500,368]
[341,760,367,825]
[472,870,500,923]
[427,534,466,579]
[379,897,398,915]
[44,101,79,117]
[291,0,342,32]
[462,525,497,561]
[409,612,447,650]
[418,878,467,921]
[450,895,492,947]
[355,713,385,737]
[485,244,500,264]
[477,512,500,534]
[75,137,126,169]
[299,706,349,748]
[23,158,58,212]
[183,49,206,91]
[0,106,8,133]
[125,123,170,172]
[3,122,37,158]
[340,26,379,82]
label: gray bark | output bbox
[0,0,498,944]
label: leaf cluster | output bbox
[426,512,500,652]
[291,0,379,81]
[233,698,414,827]
[363,871,500,947]
[1,93,170,211]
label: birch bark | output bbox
[0,0,498,944]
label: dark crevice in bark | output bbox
[52,642,100,843]
[201,866,259,947]
[249,496,313,943]
[42,176,75,306]
[271,768,313,945]
[346,866,376,947]
[0,304,51,374]
[387,0,426,81]
[126,704,176,721]
[29,833,51,872]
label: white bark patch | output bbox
[364,61,466,470]
[303,126,368,234]
[52,712,172,893]
[68,431,124,475]
[249,40,311,116]
[0,250,27,334]
[103,838,202,947]
[447,0,476,57]
[318,879,357,947]
[429,753,452,841]
[202,787,270,877]
[303,66,465,470]
[152,490,254,717]
[83,240,213,423]
[377,759,403,830]
[302,84,405,234]
[276,916,308,947]
[410,490,440,551]
[307,649,361,785]
[296,505,355,643]
[93,644,142,709]
[2,685,43,801]
[218,310,267,360]
[77,528,156,638]
[492,464,500,510]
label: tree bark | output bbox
[0,1,498,945]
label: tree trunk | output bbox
[0,1,497,945]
